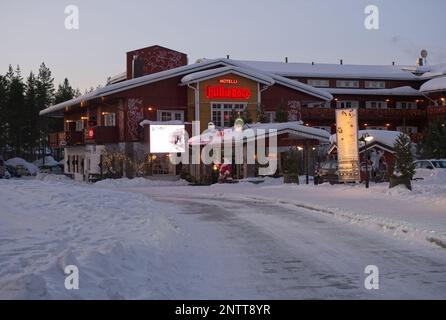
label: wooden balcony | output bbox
[427,106,446,118]
[48,131,84,148]
[300,108,427,121]
[85,126,119,145]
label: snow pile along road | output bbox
[0,178,179,299]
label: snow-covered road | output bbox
[140,193,446,299]
[1,176,446,299]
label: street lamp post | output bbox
[359,133,374,189]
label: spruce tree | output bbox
[391,133,415,190]
[6,66,26,157]
[418,120,446,159]
[55,78,76,104]
[275,104,289,123]
[24,72,39,157]
[0,75,7,152]
[35,63,55,157]
[257,104,269,123]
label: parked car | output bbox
[413,159,446,180]
[15,164,30,176]
[39,165,63,175]
[6,165,22,178]
[0,156,5,178]
[315,159,339,184]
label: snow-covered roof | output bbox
[40,58,230,116]
[420,75,446,93]
[190,121,330,146]
[327,86,422,96]
[330,130,406,148]
[232,60,421,80]
[107,72,126,85]
[181,66,275,85]
[247,122,331,141]
[139,120,184,126]
[40,58,333,117]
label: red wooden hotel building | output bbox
[40,45,446,181]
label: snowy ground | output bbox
[1,174,446,299]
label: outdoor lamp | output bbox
[359,133,374,189]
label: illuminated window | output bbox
[336,80,359,88]
[75,120,84,132]
[365,81,385,89]
[104,113,116,126]
[396,102,416,110]
[158,110,184,122]
[307,79,330,87]
[366,101,388,109]
[211,103,246,128]
[336,100,359,109]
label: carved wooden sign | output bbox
[336,108,360,183]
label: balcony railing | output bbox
[300,108,427,121]
[48,131,84,147]
[85,126,119,144]
[427,106,446,118]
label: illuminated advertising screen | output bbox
[335,108,360,183]
[150,125,186,153]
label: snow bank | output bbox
[0,178,179,299]
[5,157,38,175]
[94,177,189,188]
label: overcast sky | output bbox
[1,0,444,91]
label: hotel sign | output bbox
[335,108,360,183]
[206,85,251,100]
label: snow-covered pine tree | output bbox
[418,120,446,159]
[390,133,415,190]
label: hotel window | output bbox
[103,113,116,126]
[336,101,359,109]
[336,80,359,88]
[396,126,418,134]
[75,120,84,132]
[307,79,330,87]
[158,110,184,122]
[365,81,386,89]
[396,102,416,110]
[366,101,388,109]
[265,111,276,123]
[211,103,246,128]
[307,101,330,108]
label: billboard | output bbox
[335,108,360,183]
[150,125,186,153]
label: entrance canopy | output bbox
[189,121,330,146]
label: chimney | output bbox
[340,59,343,65]
[285,57,288,63]
[132,55,144,79]
[226,54,230,59]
